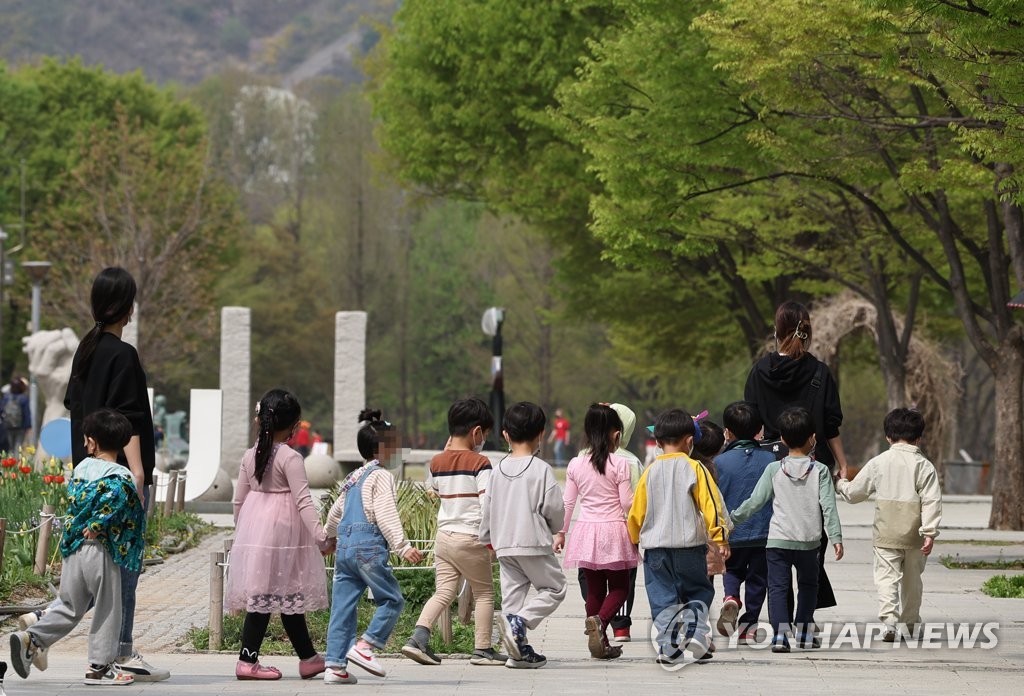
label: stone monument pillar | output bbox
[220,307,251,476]
[334,312,366,467]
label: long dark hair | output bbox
[253,389,302,484]
[72,267,137,380]
[774,301,812,360]
[357,408,395,461]
[583,403,623,476]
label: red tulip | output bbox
[55,475,65,484]
[19,465,31,474]
[44,475,53,483]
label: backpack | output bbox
[3,396,23,429]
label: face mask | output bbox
[382,451,403,470]
[473,429,485,453]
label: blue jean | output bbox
[766,547,819,642]
[325,523,405,667]
[643,546,713,654]
[118,486,150,657]
[723,545,768,630]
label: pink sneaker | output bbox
[299,653,326,679]
[235,660,282,680]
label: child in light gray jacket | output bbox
[731,406,843,653]
[479,402,566,670]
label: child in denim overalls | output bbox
[322,410,422,684]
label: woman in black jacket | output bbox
[744,300,849,613]
[62,267,168,682]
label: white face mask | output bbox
[473,430,485,453]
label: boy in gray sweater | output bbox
[731,406,843,653]
[479,402,566,669]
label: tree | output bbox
[690,0,1024,527]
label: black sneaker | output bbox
[470,648,508,666]
[505,645,546,669]
[400,636,441,666]
[771,638,791,653]
[656,650,685,665]
[797,633,821,649]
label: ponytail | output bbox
[583,403,624,476]
[774,301,812,360]
[357,408,394,461]
[252,389,302,484]
[72,267,137,380]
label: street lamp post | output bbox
[22,261,51,445]
[481,307,505,443]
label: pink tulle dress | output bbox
[561,452,639,571]
[225,443,329,614]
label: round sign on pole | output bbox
[39,417,73,460]
[481,307,505,337]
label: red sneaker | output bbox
[717,596,741,636]
[612,627,631,643]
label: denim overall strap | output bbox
[339,463,381,527]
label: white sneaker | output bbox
[114,652,170,682]
[8,631,37,678]
[324,666,358,684]
[345,646,386,677]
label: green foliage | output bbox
[981,574,1024,598]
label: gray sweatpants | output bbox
[29,541,122,666]
[498,554,566,630]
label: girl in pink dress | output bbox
[553,403,639,660]
[225,389,332,680]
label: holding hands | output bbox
[402,546,424,564]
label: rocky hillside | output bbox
[0,0,395,84]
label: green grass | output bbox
[981,574,1024,598]
[187,569,492,655]
[939,554,1024,570]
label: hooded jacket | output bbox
[714,440,775,546]
[610,402,645,489]
[731,455,842,550]
[744,352,843,469]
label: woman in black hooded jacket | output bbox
[744,300,849,613]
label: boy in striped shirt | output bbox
[402,398,508,666]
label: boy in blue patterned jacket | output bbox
[7,409,144,686]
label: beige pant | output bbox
[873,545,926,626]
[416,530,496,649]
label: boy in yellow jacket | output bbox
[628,409,730,663]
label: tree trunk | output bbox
[988,334,1024,529]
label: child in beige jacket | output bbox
[836,408,942,641]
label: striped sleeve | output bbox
[366,469,412,554]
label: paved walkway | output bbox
[3,499,1023,694]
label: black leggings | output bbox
[239,612,316,662]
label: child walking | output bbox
[713,401,776,640]
[836,408,941,642]
[628,409,730,663]
[555,404,639,660]
[402,397,507,666]
[8,409,144,686]
[323,410,423,684]
[480,402,566,669]
[225,389,331,681]
[730,406,843,653]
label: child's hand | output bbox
[834,543,844,561]
[552,532,565,554]
[83,528,99,540]
[718,543,731,561]
[320,538,337,556]
[402,546,423,564]
[921,536,934,556]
